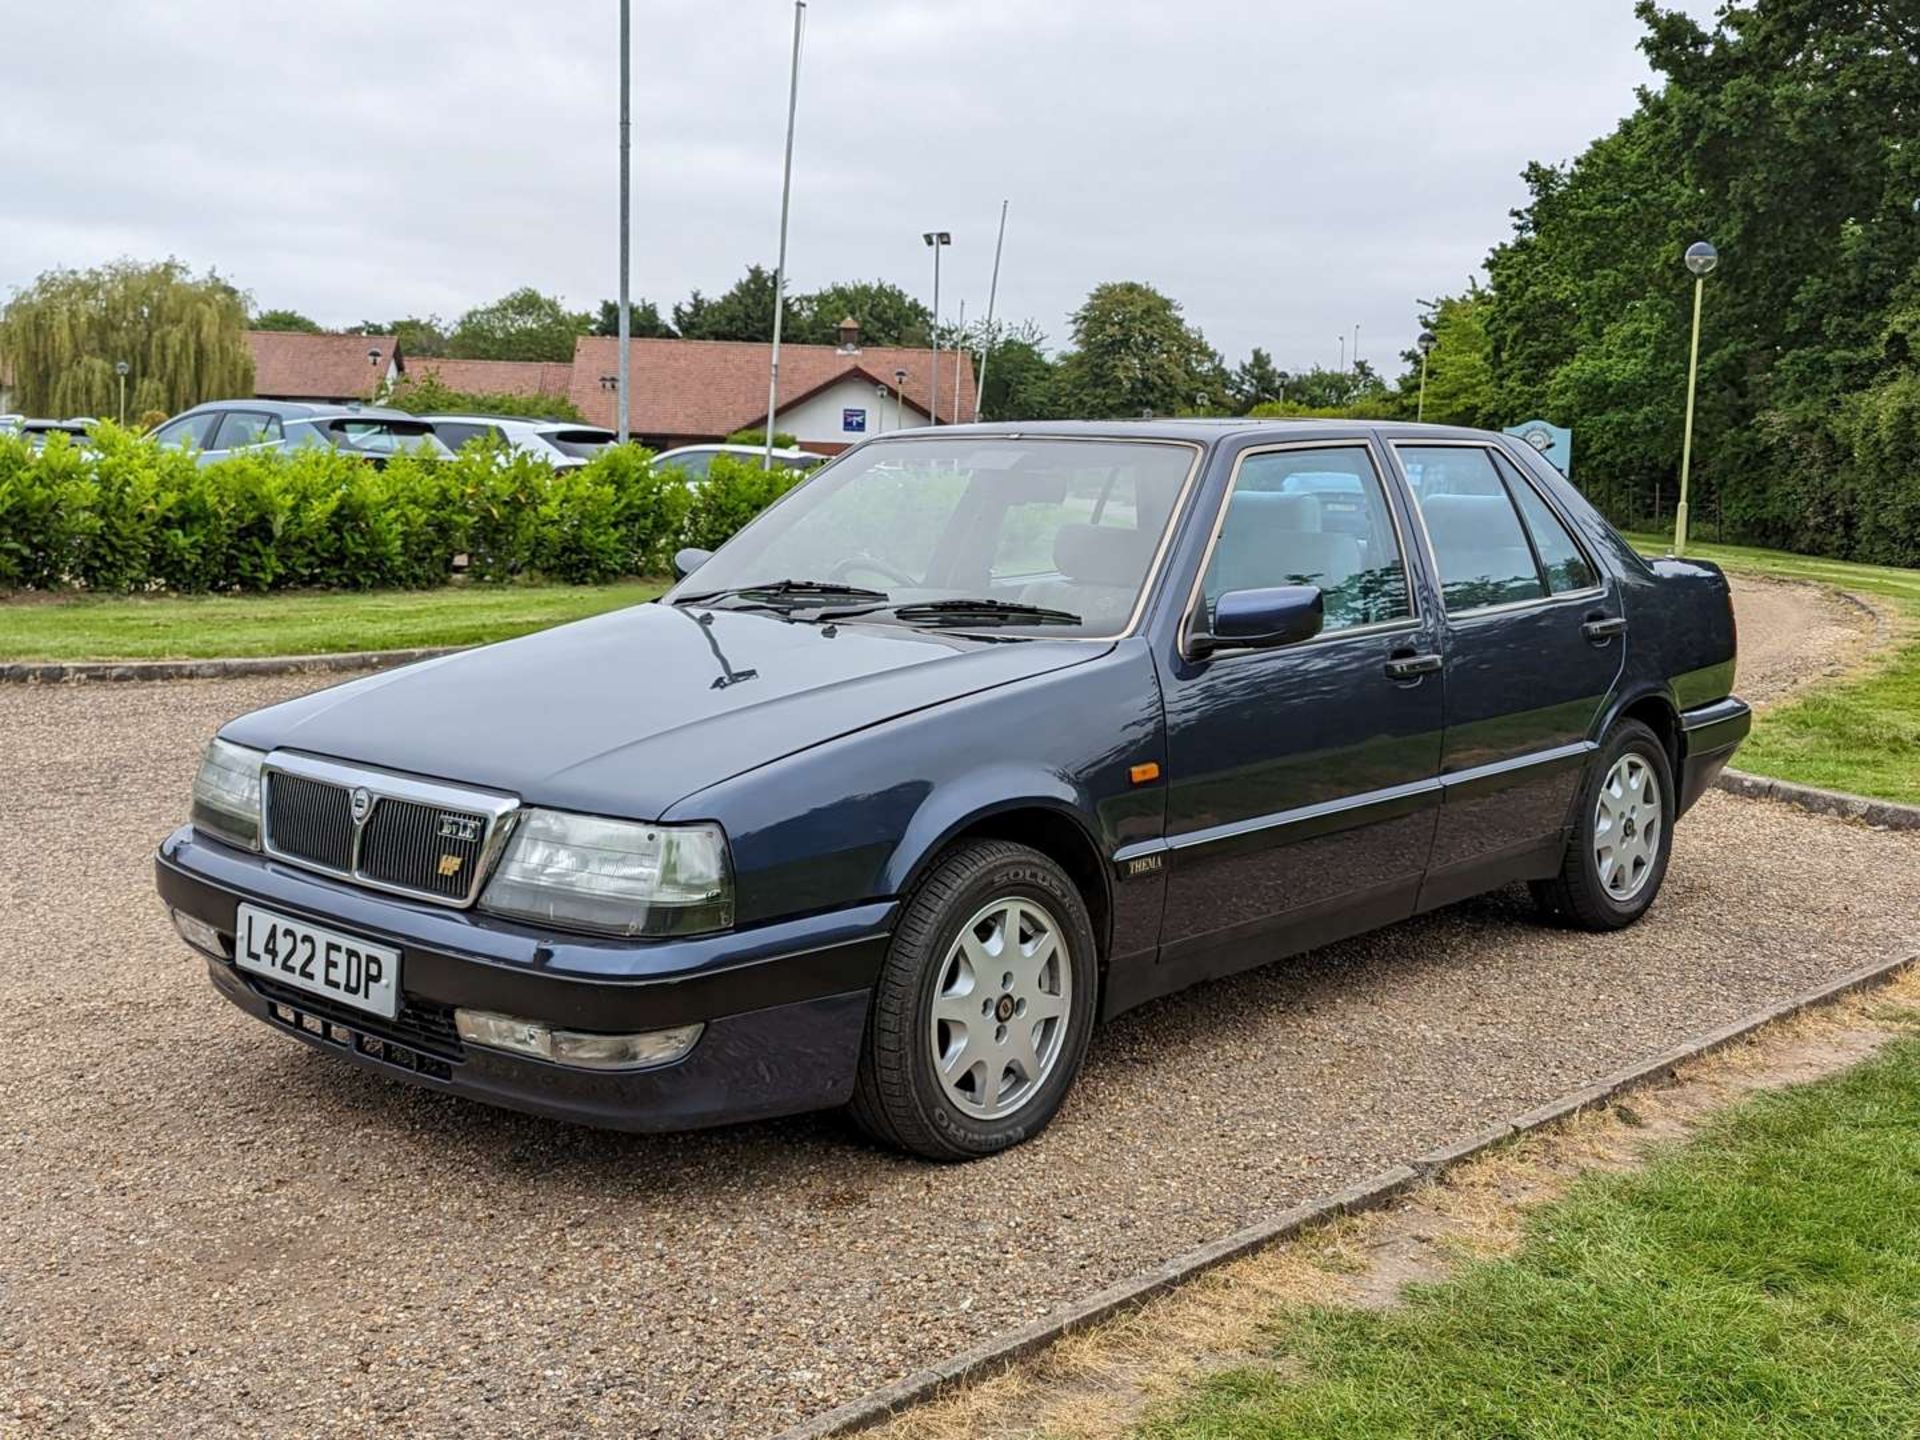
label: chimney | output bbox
[836,315,861,353]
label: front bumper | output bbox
[1678,695,1752,815]
[156,827,891,1132]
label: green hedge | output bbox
[0,425,804,593]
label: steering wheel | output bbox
[830,553,917,588]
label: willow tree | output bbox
[0,259,254,419]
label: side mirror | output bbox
[1189,585,1324,659]
[673,546,714,579]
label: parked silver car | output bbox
[149,401,453,466]
[422,414,616,470]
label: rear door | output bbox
[1391,440,1625,906]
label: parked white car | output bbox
[423,415,616,470]
[652,443,829,481]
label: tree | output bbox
[1407,288,1497,427]
[384,372,586,422]
[349,316,449,358]
[978,327,1060,422]
[253,308,322,333]
[592,298,675,339]
[447,288,591,362]
[1053,281,1224,419]
[673,265,804,342]
[1229,347,1287,412]
[796,280,932,347]
[1251,361,1396,417]
[0,258,253,418]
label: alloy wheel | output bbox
[928,897,1074,1120]
[1594,752,1662,901]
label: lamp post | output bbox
[894,367,907,430]
[114,360,130,426]
[1415,330,1436,422]
[617,0,631,443]
[923,231,950,423]
[1675,240,1718,556]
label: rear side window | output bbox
[1202,446,1413,633]
[434,422,497,451]
[1496,452,1597,593]
[1397,446,1546,613]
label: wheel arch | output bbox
[886,787,1114,976]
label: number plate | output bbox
[235,904,400,1020]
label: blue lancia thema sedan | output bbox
[156,421,1750,1160]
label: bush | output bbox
[683,454,805,552]
[384,372,586,422]
[725,427,800,449]
[0,432,796,595]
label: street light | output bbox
[114,360,130,426]
[923,231,950,424]
[1675,240,1719,556]
[1415,331,1436,422]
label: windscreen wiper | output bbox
[673,578,890,609]
[888,598,1083,627]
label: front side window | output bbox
[1200,446,1413,634]
[1496,452,1597,593]
[660,450,715,481]
[1397,445,1547,613]
[210,411,282,449]
[152,412,219,449]
[676,437,1198,637]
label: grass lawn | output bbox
[1141,1032,1920,1439]
[1628,532,1920,806]
[0,580,667,661]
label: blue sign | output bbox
[843,407,867,433]
[1503,419,1572,476]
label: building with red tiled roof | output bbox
[401,357,575,402]
[248,331,398,402]
[568,332,977,452]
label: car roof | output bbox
[421,413,609,430]
[661,442,825,459]
[165,400,418,422]
[869,418,1522,446]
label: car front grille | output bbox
[260,755,515,908]
[359,797,489,901]
[267,771,355,871]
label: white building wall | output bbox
[775,373,928,448]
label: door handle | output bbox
[1582,613,1627,643]
[1384,652,1442,681]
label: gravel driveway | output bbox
[3,584,1912,1438]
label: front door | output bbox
[1153,440,1446,994]
[1391,441,1626,906]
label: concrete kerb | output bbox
[774,949,1918,1440]
[0,646,462,684]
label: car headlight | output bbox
[479,811,733,937]
[191,738,265,850]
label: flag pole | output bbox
[973,199,1008,417]
[763,1,806,469]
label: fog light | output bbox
[453,1009,703,1072]
[171,908,228,959]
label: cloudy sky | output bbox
[1,0,1714,378]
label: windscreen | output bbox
[676,437,1198,637]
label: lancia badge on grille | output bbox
[349,787,373,824]
[437,813,482,843]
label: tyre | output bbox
[849,840,1098,1161]
[1531,718,1675,931]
